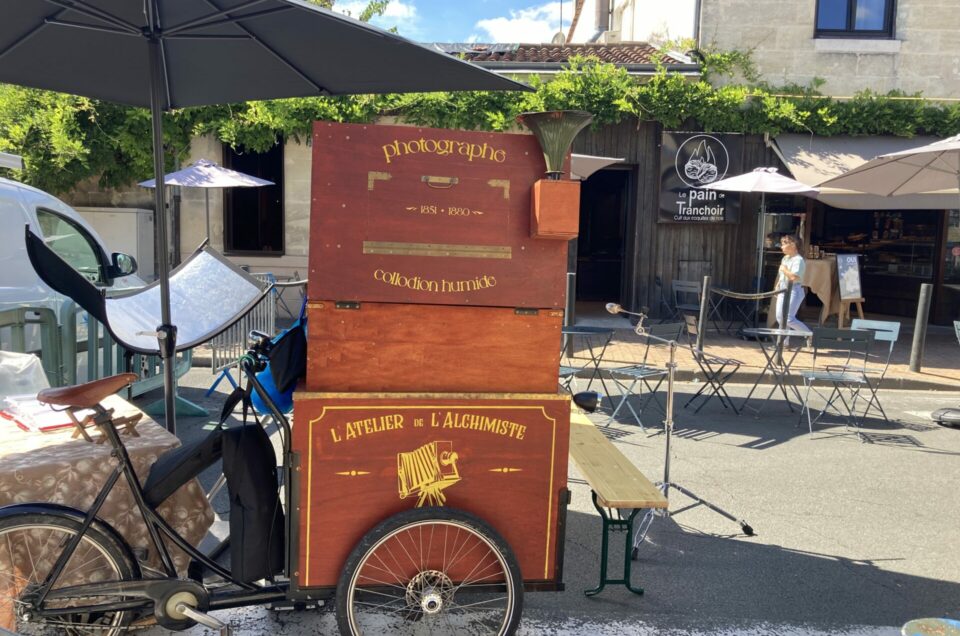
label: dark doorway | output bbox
[575,169,629,302]
[223,143,284,255]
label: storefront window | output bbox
[812,209,937,317]
[944,210,960,284]
[941,210,960,322]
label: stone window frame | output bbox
[813,0,896,39]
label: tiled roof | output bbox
[451,43,687,66]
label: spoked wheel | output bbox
[0,513,134,635]
[335,507,523,636]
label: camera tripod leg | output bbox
[630,482,754,560]
[665,482,753,536]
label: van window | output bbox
[36,208,105,285]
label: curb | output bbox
[593,368,960,393]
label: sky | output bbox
[332,0,573,44]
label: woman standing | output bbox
[774,234,811,336]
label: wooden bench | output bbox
[569,408,668,596]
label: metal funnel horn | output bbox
[517,110,594,179]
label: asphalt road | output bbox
[136,368,960,635]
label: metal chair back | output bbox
[640,322,683,364]
[850,319,900,372]
[655,275,677,320]
[644,321,683,342]
[681,314,741,414]
[671,280,701,314]
[810,327,873,372]
[848,319,899,423]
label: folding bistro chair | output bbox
[605,322,684,429]
[848,319,901,422]
[672,280,702,317]
[655,275,678,321]
[799,328,874,440]
[559,326,615,396]
[559,363,580,394]
[682,315,743,414]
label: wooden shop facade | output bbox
[570,121,960,325]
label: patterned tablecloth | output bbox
[0,394,214,574]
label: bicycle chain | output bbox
[11,597,156,633]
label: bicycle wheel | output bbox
[335,507,523,636]
[0,513,134,635]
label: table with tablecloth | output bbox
[766,257,840,326]
[0,394,214,573]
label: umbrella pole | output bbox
[755,192,766,327]
[148,34,178,435]
[205,189,211,243]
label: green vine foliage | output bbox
[4,54,960,194]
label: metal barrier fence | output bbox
[60,299,192,397]
[0,301,191,396]
[207,277,307,396]
[210,273,276,375]
[0,306,60,386]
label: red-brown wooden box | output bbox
[290,392,571,590]
[305,300,563,393]
[531,178,581,240]
[309,121,570,309]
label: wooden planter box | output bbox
[309,121,571,309]
[531,178,581,240]
[290,392,571,590]
[306,300,563,393]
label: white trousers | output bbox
[775,285,811,333]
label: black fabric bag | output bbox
[222,421,284,583]
[142,429,224,508]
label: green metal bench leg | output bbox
[585,491,645,597]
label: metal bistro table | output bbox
[740,327,808,416]
[561,325,615,396]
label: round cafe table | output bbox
[739,327,809,416]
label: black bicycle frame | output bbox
[27,353,293,620]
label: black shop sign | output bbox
[659,132,743,223]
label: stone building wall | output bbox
[61,134,311,279]
[699,0,960,98]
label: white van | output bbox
[0,175,142,315]
[0,171,146,379]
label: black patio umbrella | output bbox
[0,0,528,433]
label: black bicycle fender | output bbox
[0,502,142,577]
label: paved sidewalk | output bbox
[569,321,960,391]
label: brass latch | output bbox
[422,175,459,189]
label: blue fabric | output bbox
[251,363,294,415]
[251,297,306,416]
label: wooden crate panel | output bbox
[292,392,571,589]
[306,301,563,393]
[309,121,569,308]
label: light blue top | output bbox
[777,254,805,290]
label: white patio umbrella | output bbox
[819,134,960,209]
[140,159,273,242]
[571,154,623,180]
[701,167,819,320]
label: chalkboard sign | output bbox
[836,254,863,300]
